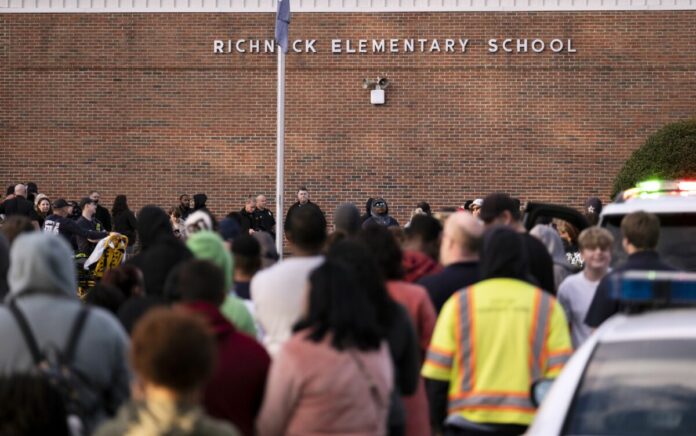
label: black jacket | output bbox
[284,201,323,232]
[44,214,108,247]
[239,208,256,235]
[75,216,107,255]
[418,261,479,313]
[113,210,138,247]
[95,204,112,232]
[127,206,192,297]
[254,209,276,235]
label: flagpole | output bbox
[275,47,285,260]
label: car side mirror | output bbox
[530,378,555,408]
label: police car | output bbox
[599,179,696,271]
[527,271,696,436]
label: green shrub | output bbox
[613,118,696,197]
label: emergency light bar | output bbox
[622,179,696,201]
[611,270,696,305]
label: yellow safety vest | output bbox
[422,278,572,426]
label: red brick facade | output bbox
[1,12,695,224]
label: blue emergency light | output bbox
[611,271,696,305]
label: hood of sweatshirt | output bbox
[137,206,175,251]
[7,232,77,300]
[186,231,234,291]
[479,226,530,281]
[530,224,572,268]
[192,193,208,210]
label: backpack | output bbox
[8,301,98,433]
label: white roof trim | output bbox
[2,0,695,12]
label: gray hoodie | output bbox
[0,232,131,433]
[530,224,575,292]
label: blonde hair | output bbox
[578,227,614,251]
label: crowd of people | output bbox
[0,181,678,436]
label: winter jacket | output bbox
[128,206,193,297]
[95,398,240,436]
[0,233,130,434]
[181,301,270,436]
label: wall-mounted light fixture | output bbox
[362,77,390,105]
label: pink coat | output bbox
[257,332,393,436]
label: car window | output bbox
[563,339,696,436]
[603,213,696,272]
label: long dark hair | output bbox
[327,240,399,335]
[112,194,130,217]
[294,260,382,351]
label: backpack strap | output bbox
[64,307,90,363]
[8,300,43,365]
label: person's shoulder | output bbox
[392,280,429,298]
[559,271,585,288]
[85,306,129,342]
[557,272,583,297]
[231,329,271,359]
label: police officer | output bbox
[253,195,276,239]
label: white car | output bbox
[599,179,696,271]
[527,271,696,436]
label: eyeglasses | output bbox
[373,202,386,207]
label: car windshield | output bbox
[563,339,696,436]
[603,213,696,271]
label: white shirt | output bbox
[557,271,605,349]
[250,255,324,357]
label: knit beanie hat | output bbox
[186,231,234,291]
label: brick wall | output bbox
[1,12,695,226]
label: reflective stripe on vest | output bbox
[529,291,553,381]
[450,393,535,412]
[547,351,571,368]
[457,289,474,393]
[453,285,553,407]
[427,347,454,369]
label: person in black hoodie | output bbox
[479,193,556,295]
[128,206,193,298]
[111,195,138,254]
[192,193,217,228]
[362,198,399,229]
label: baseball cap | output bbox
[470,199,483,210]
[79,197,96,209]
[584,197,603,215]
[52,198,69,209]
[479,193,520,223]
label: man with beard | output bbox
[89,191,112,232]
